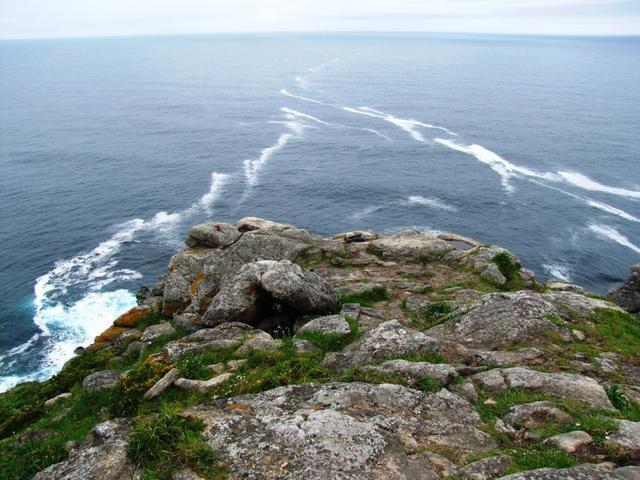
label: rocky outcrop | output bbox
[82,370,123,392]
[368,230,451,260]
[428,292,571,349]
[296,314,351,335]
[608,264,640,314]
[186,383,496,479]
[322,320,441,370]
[472,367,614,410]
[201,259,339,329]
[34,420,137,480]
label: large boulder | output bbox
[541,290,623,317]
[34,420,137,480]
[427,292,571,349]
[202,260,339,328]
[471,367,614,411]
[185,222,241,248]
[82,370,123,392]
[185,382,496,479]
[368,230,451,260]
[322,320,441,370]
[606,420,640,460]
[608,264,640,313]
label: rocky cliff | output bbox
[1,217,639,480]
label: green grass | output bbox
[401,299,457,330]
[127,404,226,480]
[0,348,113,439]
[295,317,362,352]
[586,308,640,362]
[177,345,240,380]
[390,350,448,364]
[339,367,442,393]
[507,447,579,472]
[340,286,390,307]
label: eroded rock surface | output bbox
[428,292,571,349]
[185,382,496,480]
[322,320,441,370]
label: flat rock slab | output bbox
[322,320,441,371]
[185,382,496,480]
[368,230,451,260]
[503,401,572,430]
[472,367,614,411]
[428,292,571,349]
[543,430,593,453]
[363,359,458,385]
[140,322,176,342]
[161,322,270,361]
[297,314,351,335]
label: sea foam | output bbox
[589,224,640,255]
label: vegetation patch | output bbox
[339,367,442,393]
[491,252,524,290]
[127,404,226,480]
[585,308,640,363]
[295,317,361,352]
[340,286,390,307]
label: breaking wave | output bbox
[543,264,572,282]
[589,224,640,255]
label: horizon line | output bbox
[2,29,640,41]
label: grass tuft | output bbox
[340,286,390,307]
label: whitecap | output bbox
[558,171,640,200]
[589,224,640,255]
[543,263,572,282]
[404,195,457,212]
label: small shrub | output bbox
[491,253,523,290]
[606,384,631,411]
[109,362,172,416]
[508,446,579,472]
[127,404,226,480]
[340,286,390,307]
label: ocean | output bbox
[1,33,639,391]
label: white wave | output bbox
[543,263,572,282]
[585,199,640,223]
[345,107,457,141]
[435,138,558,193]
[0,289,136,392]
[197,172,229,215]
[281,107,390,140]
[243,124,300,187]
[405,195,457,212]
[280,89,338,107]
[589,224,640,255]
[281,107,331,126]
[558,171,640,200]
[528,179,640,224]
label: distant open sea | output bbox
[1,33,639,390]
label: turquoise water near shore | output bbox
[1,33,639,390]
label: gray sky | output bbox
[1,0,639,39]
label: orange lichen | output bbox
[227,402,255,414]
[190,272,206,296]
[94,326,129,344]
[113,306,150,327]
